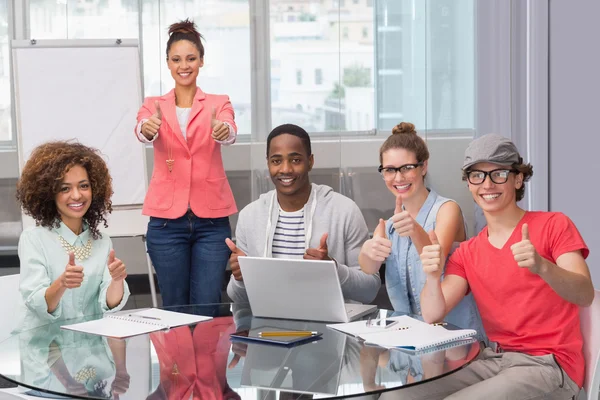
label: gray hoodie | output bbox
[227,183,381,304]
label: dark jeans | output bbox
[146,211,232,310]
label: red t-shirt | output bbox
[446,211,589,387]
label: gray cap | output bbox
[462,134,521,170]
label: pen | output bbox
[130,314,161,320]
[258,331,318,337]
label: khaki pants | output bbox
[380,348,580,400]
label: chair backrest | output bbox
[0,274,21,342]
[580,289,600,400]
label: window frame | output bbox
[10,0,484,146]
[0,0,16,148]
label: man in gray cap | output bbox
[414,133,592,399]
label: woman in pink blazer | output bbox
[135,19,237,308]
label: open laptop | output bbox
[238,256,377,323]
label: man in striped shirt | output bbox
[226,124,381,305]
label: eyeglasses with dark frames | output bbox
[466,169,518,185]
[378,162,424,181]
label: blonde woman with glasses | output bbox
[359,122,485,341]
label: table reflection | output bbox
[0,304,480,399]
[148,317,240,400]
[18,321,129,398]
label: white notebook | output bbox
[328,315,476,351]
[60,308,212,338]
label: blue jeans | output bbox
[146,211,232,309]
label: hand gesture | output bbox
[111,368,131,397]
[228,339,248,369]
[211,107,230,141]
[361,219,392,262]
[107,249,127,282]
[391,195,416,237]
[304,233,331,261]
[65,380,88,396]
[226,238,246,281]
[141,101,162,140]
[511,224,544,274]
[420,230,443,280]
[61,252,84,289]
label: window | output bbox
[29,0,252,135]
[271,0,374,132]
[375,0,474,131]
[0,0,10,142]
[22,0,473,139]
[139,0,252,135]
[29,0,139,39]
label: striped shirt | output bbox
[272,207,306,259]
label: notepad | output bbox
[328,315,476,351]
[60,308,212,338]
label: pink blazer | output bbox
[136,88,238,219]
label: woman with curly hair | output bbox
[15,141,130,330]
[135,19,237,308]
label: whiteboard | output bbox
[13,39,148,236]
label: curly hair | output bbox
[16,141,113,239]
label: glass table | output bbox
[0,303,480,399]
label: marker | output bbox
[258,331,318,337]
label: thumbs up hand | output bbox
[226,238,247,281]
[61,252,84,289]
[510,224,544,274]
[211,107,230,141]
[391,196,416,237]
[360,219,393,263]
[420,230,443,279]
[107,249,128,282]
[304,233,331,261]
[141,101,163,140]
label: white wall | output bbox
[549,0,600,287]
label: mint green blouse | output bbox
[17,222,130,331]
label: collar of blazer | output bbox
[158,87,208,148]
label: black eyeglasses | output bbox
[466,169,518,185]
[378,163,424,181]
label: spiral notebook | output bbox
[60,308,212,338]
[328,315,476,351]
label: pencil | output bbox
[258,331,319,337]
